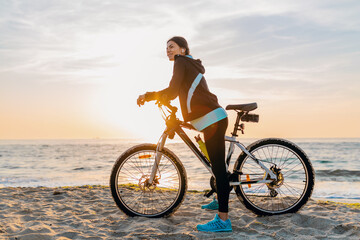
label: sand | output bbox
[0,186,359,240]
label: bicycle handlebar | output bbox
[155,99,178,113]
[155,99,197,131]
[152,94,178,113]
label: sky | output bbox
[1,0,360,140]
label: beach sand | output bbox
[0,186,359,240]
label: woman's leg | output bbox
[203,117,229,219]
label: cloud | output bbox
[0,0,201,85]
[1,0,359,138]
[179,1,360,103]
[1,1,360,101]
[1,0,359,100]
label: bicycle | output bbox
[110,100,315,217]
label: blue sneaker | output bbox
[201,197,219,210]
[196,214,232,232]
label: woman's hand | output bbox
[137,94,146,107]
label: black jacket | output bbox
[145,55,222,122]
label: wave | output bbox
[316,169,360,177]
[324,196,360,200]
[312,195,360,201]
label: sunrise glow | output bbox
[1,1,359,140]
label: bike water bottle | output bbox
[194,135,210,161]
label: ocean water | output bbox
[0,138,359,201]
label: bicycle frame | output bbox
[148,103,277,185]
[149,124,212,183]
[224,135,277,185]
[112,101,314,217]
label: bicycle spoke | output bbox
[275,147,281,167]
[115,149,182,216]
[242,166,261,175]
[282,163,304,177]
[280,155,299,170]
[278,147,286,167]
[120,167,142,180]
[133,153,147,175]
[283,182,302,196]
[237,142,311,214]
[126,158,147,176]
[245,159,262,169]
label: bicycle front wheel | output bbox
[110,144,187,217]
[234,138,314,215]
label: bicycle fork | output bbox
[148,131,168,183]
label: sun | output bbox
[89,82,171,142]
[78,29,184,141]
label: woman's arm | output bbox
[144,57,186,102]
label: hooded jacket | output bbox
[145,54,225,124]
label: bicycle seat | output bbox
[226,103,257,112]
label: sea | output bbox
[0,138,359,202]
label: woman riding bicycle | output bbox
[137,36,232,232]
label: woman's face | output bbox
[166,41,185,61]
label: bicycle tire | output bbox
[110,144,187,217]
[233,138,315,215]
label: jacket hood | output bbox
[175,54,205,74]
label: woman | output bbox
[137,36,232,232]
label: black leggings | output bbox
[202,117,229,213]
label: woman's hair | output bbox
[167,36,190,55]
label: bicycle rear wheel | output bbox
[233,138,314,215]
[110,144,187,217]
